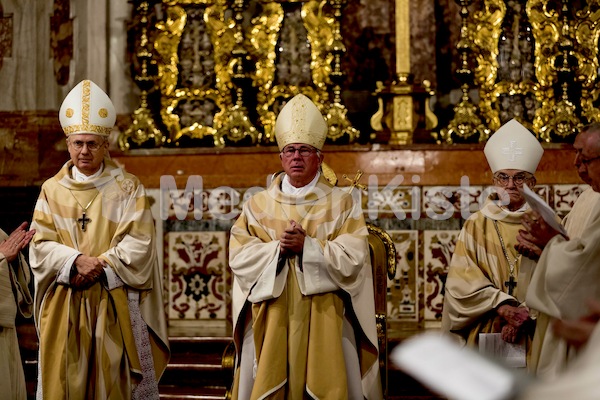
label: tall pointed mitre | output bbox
[484,119,543,173]
[274,94,328,150]
[59,79,116,137]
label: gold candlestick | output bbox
[118,1,164,150]
[436,0,489,144]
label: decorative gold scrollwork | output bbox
[437,0,491,143]
[528,1,600,141]
[438,0,600,143]
[119,1,165,150]
[247,1,356,144]
[462,0,600,142]
[154,0,260,147]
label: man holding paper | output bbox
[517,123,600,380]
[442,119,543,356]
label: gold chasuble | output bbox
[29,158,169,400]
[442,196,529,346]
[229,174,381,400]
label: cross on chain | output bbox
[78,212,91,231]
[505,275,517,296]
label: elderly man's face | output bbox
[574,130,600,192]
[279,143,323,187]
[493,168,535,210]
[67,133,108,176]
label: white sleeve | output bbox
[296,236,339,295]
[247,248,288,303]
[56,253,81,284]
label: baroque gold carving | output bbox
[119,1,165,150]
[154,0,260,147]
[367,223,397,281]
[247,1,356,143]
[528,1,600,141]
[454,0,600,143]
[471,0,506,133]
[437,0,490,143]
[324,0,359,142]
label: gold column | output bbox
[370,0,437,145]
[396,0,410,75]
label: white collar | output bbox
[72,164,103,182]
[282,172,320,196]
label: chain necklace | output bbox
[69,190,100,232]
[493,220,520,296]
[280,201,317,229]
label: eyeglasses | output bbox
[69,139,105,151]
[494,172,532,186]
[281,146,318,158]
[579,155,600,167]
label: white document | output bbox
[390,333,528,400]
[520,184,568,236]
[479,333,526,368]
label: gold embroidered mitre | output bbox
[484,119,543,173]
[59,80,116,137]
[274,94,328,150]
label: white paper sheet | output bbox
[520,184,567,236]
[479,333,526,368]
[390,333,522,400]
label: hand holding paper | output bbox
[519,184,567,237]
[516,185,568,254]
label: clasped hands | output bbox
[497,304,530,343]
[280,220,306,257]
[515,210,565,260]
[71,254,105,289]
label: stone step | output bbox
[159,364,230,390]
[18,320,446,400]
[160,385,228,400]
[168,336,232,360]
[158,333,234,397]
[387,366,446,399]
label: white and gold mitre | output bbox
[59,79,116,137]
[484,118,543,173]
[274,93,328,150]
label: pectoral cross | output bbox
[505,275,517,296]
[78,212,91,231]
